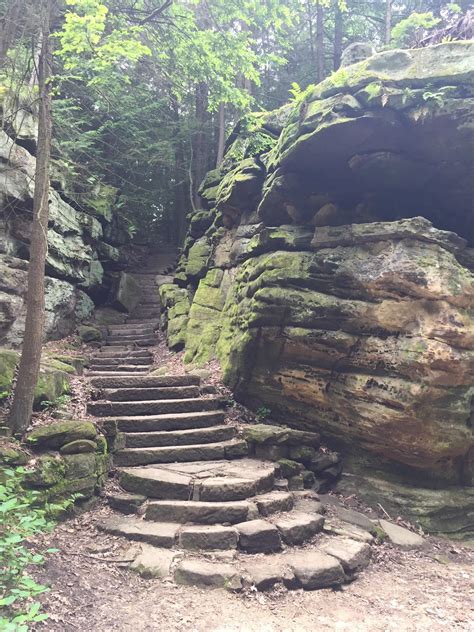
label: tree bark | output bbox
[216,102,225,168]
[8,0,54,436]
[333,3,343,71]
[385,0,392,45]
[0,0,23,68]
[316,3,325,83]
[192,81,210,210]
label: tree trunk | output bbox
[216,102,225,168]
[192,81,210,210]
[385,0,392,45]
[316,3,325,83]
[333,3,343,71]
[0,0,23,68]
[306,1,316,70]
[8,0,54,436]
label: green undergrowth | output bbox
[0,468,74,631]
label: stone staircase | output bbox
[84,255,376,591]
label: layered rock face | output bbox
[160,42,474,536]
[0,103,130,345]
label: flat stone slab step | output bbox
[107,327,155,335]
[127,319,160,325]
[174,559,241,589]
[89,357,153,367]
[106,335,156,344]
[114,438,248,466]
[100,385,201,402]
[90,375,200,389]
[273,512,325,545]
[101,410,225,433]
[105,338,156,347]
[87,396,224,418]
[123,424,236,448]
[118,458,276,501]
[178,525,239,551]
[94,350,152,359]
[99,516,179,547]
[88,365,150,373]
[108,323,157,331]
[146,499,251,524]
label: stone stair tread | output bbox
[94,350,152,358]
[101,410,225,433]
[114,438,247,466]
[117,458,275,501]
[98,516,179,547]
[145,499,251,524]
[90,357,153,366]
[254,491,294,516]
[88,365,150,372]
[88,396,223,417]
[123,424,236,448]
[273,511,325,545]
[101,385,201,402]
[90,375,200,388]
[178,525,239,551]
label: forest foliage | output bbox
[1,0,471,241]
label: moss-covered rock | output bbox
[0,444,29,465]
[113,272,142,313]
[0,349,17,401]
[24,454,66,487]
[185,238,212,280]
[26,421,96,450]
[34,369,71,409]
[93,307,127,326]
[60,439,97,454]
[78,325,102,343]
[278,458,302,478]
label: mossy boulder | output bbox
[0,349,18,400]
[24,454,66,487]
[242,424,289,445]
[34,369,71,409]
[185,238,212,280]
[0,444,29,465]
[60,439,97,454]
[78,325,102,343]
[26,421,96,450]
[278,458,302,478]
[113,272,142,313]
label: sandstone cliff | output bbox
[159,42,474,536]
[0,99,131,345]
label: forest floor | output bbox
[27,334,474,632]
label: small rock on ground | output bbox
[379,519,425,549]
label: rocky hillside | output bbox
[159,42,474,537]
[0,99,132,346]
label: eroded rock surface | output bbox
[159,42,474,536]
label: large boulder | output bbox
[159,42,474,537]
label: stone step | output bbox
[94,349,152,359]
[178,525,239,551]
[106,333,156,342]
[90,375,200,389]
[99,345,130,353]
[123,424,236,448]
[88,364,150,373]
[114,438,248,467]
[118,458,276,502]
[88,396,223,418]
[100,385,200,402]
[101,410,225,433]
[127,319,160,325]
[89,357,153,367]
[146,499,251,524]
[99,516,179,548]
[130,310,160,318]
[108,323,156,331]
[106,337,156,347]
[107,327,155,336]
[87,371,152,377]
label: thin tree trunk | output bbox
[385,0,392,45]
[192,81,209,210]
[216,102,225,168]
[306,1,316,70]
[333,3,343,70]
[8,0,54,436]
[316,3,325,83]
[0,0,23,68]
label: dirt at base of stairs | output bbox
[32,505,473,632]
